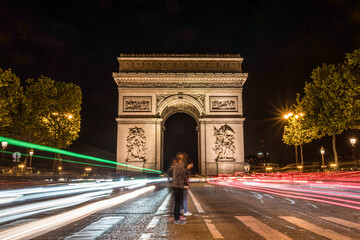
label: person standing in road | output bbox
[178,152,193,217]
[183,161,193,216]
[172,153,186,224]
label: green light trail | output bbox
[0,150,118,170]
[0,136,161,174]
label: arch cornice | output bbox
[157,94,204,118]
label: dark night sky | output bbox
[1,0,360,163]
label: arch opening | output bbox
[163,113,199,174]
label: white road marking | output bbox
[251,191,264,203]
[146,216,160,229]
[189,189,224,239]
[280,216,353,240]
[64,216,124,240]
[139,192,171,240]
[203,217,224,239]
[139,233,152,240]
[0,186,155,240]
[235,216,292,240]
[156,192,172,215]
[306,203,317,208]
[188,189,205,213]
[320,217,360,229]
[285,198,295,204]
[264,194,274,199]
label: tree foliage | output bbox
[0,68,24,136]
[298,48,360,168]
[25,76,82,149]
[0,69,82,150]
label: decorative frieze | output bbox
[213,125,235,161]
[210,96,238,112]
[117,54,243,73]
[126,127,147,161]
[123,96,151,112]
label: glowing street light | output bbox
[58,166,62,171]
[67,114,73,120]
[1,141,8,149]
[297,165,303,172]
[330,163,337,170]
[320,146,326,171]
[29,149,34,172]
[350,138,357,169]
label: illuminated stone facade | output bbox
[113,54,247,174]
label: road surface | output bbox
[0,179,359,239]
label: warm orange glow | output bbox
[284,114,289,119]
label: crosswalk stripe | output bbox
[319,217,360,229]
[235,216,292,240]
[147,216,160,229]
[280,216,353,240]
[139,233,152,240]
[65,216,124,240]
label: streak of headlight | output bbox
[0,179,166,204]
[0,190,112,224]
[0,136,161,174]
[0,186,156,240]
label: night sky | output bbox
[1,0,360,164]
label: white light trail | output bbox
[0,186,156,240]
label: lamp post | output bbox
[320,146,325,171]
[1,141,8,168]
[350,138,357,169]
[28,149,34,174]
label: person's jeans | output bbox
[173,187,183,220]
[183,188,188,213]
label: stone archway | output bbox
[163,112,199,173]
[113,54,247,175]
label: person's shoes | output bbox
[174,220,186,225]
[183,212,192,216]
[180,216,187,220]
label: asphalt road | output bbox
[0,181,359,239]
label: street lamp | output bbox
[1,141,8,167]
[29,149,34,173]
[320,146,325,171]
[350,138,357,169]
[1,141,8,149]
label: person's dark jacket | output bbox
[172,162,185,188]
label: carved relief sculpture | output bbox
[123,96,151,112]
[213,125,235,161]
[210,96,238,112]
[126,127,147,161]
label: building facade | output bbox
[113,54,247,175]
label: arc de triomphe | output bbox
[113,54,247,175]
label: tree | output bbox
[0,68,24,136]
[25,76,82,174]
[299,49,360,169]
[282,107,317,168]
[25,76,82,149]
